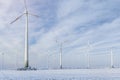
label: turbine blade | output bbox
[10,13,25,24]
[24,0,28,11]
[28,13,40,18]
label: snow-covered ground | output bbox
[0,69,120,80]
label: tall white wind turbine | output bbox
[56,40,67,69]
[110,48,114,68]
[10,0,39,69]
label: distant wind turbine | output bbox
[10,0,39,69]
[86,41,91,69]
[1,53,4,70]
[110,48,114,68]
[56,40,68,69]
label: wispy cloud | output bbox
[0,0,120,69]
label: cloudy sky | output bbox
[0,0,120,69]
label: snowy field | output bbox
[0,69,120,80]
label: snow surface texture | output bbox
[0,69,120,80]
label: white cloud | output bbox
[0,0,120,69]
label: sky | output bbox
[0,0,120,69]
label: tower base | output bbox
[17,66,37,71]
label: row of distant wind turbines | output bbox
[85,42,114,69]
[10,0,114,70]
[0,40,114,69]
[48,41,114,69]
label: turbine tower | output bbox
[10,0,39,69]
[87,41,91,69]
[56,40,67,69]
[110,48,114,68]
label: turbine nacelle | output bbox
[10,12,39,24]
[23,10,27,14]
[10,0,39,24]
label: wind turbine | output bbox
[56,40,67,69]
[10,0,39,69]
[86,41,91,69]
[47,50,58,69]
[110,48,114,68]
[1,53,4,70]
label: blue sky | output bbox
[0,0,120,69]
